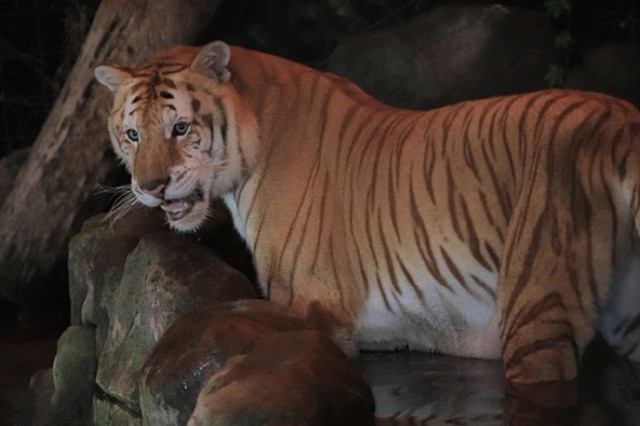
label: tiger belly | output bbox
[356,276,502,360]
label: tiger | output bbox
[95,40,640,385]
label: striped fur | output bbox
[96,41,640,384]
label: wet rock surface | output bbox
[18,208,376,425]
[188,330,375,426]
[17,209,262,424]
[94,229,256,409]
[140,300,310,425]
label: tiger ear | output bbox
[191,41,231,83]
[94,64,132,92]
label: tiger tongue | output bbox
[160,199,194,221]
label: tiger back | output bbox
[95,41,640,384]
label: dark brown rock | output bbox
[566,42,640,108]
[47,325,96,425]
[15,369,54,426]
[17,325,97,426]
[327,4,555,109]
[140,299,309,425]
[188,330,375,426]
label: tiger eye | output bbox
[125,128,139,143]
[173,122,190,137]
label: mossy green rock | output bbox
[95,230,257,410]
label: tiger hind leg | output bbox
[497,203,600,384]
[499,291,592,384]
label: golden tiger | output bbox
[95,40,640,384]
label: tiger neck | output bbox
[218,48,289,251]
[227,46,328,146]
[221,47,314,245]
[221,46,384,253]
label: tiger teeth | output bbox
[160,199,186,212]
[160,198,195,220]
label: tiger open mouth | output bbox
[160,189,204,222]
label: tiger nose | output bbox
[139,177,169,199]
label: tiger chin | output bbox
[96,40,640,385]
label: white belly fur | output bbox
[356,277,502,360]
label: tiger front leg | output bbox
[497,209,600,384]
[304,300,359,357]
[269,276,361,358]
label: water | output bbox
[360,336,640,425]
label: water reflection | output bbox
[360,336,640,425]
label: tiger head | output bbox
[95,41,258,232]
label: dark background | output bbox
[0,0,638,159]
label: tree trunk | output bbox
[0,0,223,305]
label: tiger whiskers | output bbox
[98,184,145,228]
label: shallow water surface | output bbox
[360,336,640,425]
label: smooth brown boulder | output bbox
[140,299,311,425]
[188,329,375,426]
